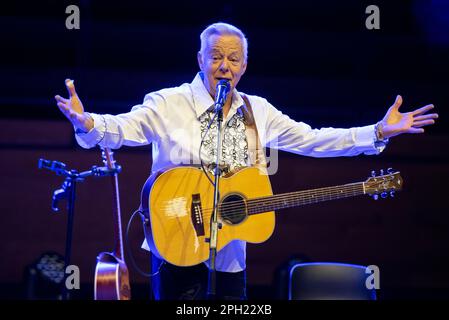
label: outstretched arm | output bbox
[261,94,439,158]
[54,78,167,150]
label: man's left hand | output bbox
[381,95,438,139]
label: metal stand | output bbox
[206,102,225,300]
[38,158,120,300]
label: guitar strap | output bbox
[240,94,267,170]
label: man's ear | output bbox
[242,60,247,75]
[197,51,204,71]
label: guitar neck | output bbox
[111,172,125,261]
[102,147,125,261]
[247,182,365,215]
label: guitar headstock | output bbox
[101,147,116,170]
[364,168,403,200]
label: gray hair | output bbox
[200,22,248,62]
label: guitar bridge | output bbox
[191,194,205,236]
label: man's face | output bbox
[197,34,247,99]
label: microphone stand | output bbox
[206,100,225,300]
[38,158,120,300]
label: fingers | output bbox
[65,78,77,97]
[414,113,438,121]
[56,79,84,125]
[54,95,68,104]
[413,120,435,127]
[57,101,72,115]
[391,95,403,110]
[56,102,74,120]
[56,101,69,113]
[57,101,82,122]
[412,104,434,116]
[407,127,425,134]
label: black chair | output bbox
[288,262,377,300]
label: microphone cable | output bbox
[124,208,165,278]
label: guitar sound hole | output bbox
[220,194,247,225]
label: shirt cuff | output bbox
[74,113,107,149]
[355,124,386,155]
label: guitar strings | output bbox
[157,183,365,221]
[212,178,393,215]
[159,183,363,216]
[200,184,364,219]
[169,186,363,222]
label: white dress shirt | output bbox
[75,72,383,272]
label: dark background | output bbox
[0,0,448,299]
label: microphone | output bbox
[214,79,230,110]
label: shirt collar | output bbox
[191,72,244,119]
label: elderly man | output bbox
[55,22,438,300]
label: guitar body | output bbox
[141,166,275,267]
[94,252,131,300]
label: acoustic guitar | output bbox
[141,166,402,267]
[94,148,131,300]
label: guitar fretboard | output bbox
[246,182,365,215]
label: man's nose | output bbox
[219,59,230,72]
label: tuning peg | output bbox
[371,170,376,177]
[390,190,395,198]
[381,192,388,199]
[373,194,379,200]
[387,167,394,174]
[380,169,384,176]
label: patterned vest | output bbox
[199,109,249,175]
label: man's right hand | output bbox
[55,79,94,133]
